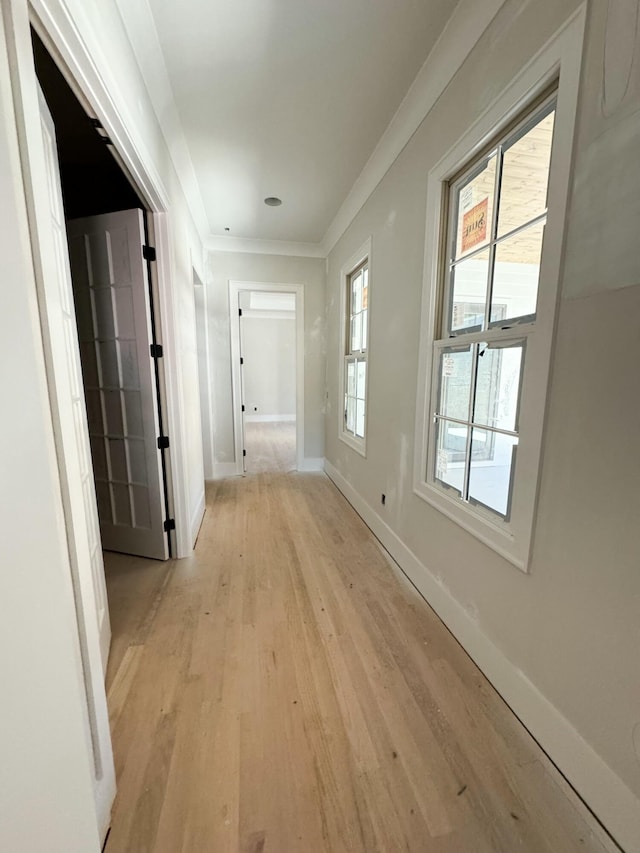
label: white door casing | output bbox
[67,209,169,560]
[37,85,115,842]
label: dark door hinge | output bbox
[240,357,244,365]
[150,343,163,358]
[157,435,170,450]
[164,518,176,532]
[143,244,156,262]
[243,449,246,457]
[239,308,242,316]
[242,404,245,412]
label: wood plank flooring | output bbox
[103,472,617,853]
[244,420,296,473]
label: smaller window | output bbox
[342,257,369,447]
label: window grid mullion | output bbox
[461,342,480,500]
[483,143,504,331]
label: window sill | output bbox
[413,479,528,572]
[339,431,367,458]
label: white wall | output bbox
[324,1,640,850]
[208,251,325,469]
[241,313,296,418]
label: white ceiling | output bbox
[145,0,460,244]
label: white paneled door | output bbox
[37,86,115,841]
[67,209,168,561]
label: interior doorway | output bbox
[32,31,173,560]
[229,281,305,475]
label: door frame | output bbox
[3,0,193,558]
[229,280,305,475]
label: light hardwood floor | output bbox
[103,473,617,853]
[244,420,296,473]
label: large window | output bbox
[413,71,579,571]
[344,259,368,442]
[340,242,371,453]
[433,95,555,520]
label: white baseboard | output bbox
[298,457,325,472]
[244,414,296,423]
[189,490,206,549]
[212,462,240,479]
[324,460,639,853]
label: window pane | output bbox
[352,271,363,314]
[449,250,490,333]
[468,428,518,517]
[434,419,467,495]
[350,313,362,351]
[491,221,544,323]
[356,360,366,400]
[345,395,355,434]
[497,108,555,237]
[437,346,472,421]
[356,399,365,438]
[347,361,356,397]
[363,268,369,308]
[474,342,523,432]
[453,154,496,260]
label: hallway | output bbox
[103,473,613,853]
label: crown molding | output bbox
[207,234,325,259]
[113,0,210,240]
[321,0,508,256]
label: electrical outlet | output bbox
[381,493,386,506]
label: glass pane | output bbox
[474,342,523,432]
[453,154,496,260]
[356,360,366,400]
[361,308,368,351]
[468,428,518,517]
[351,271,363,314]
[347,361,356,397]
[497,108,555,237]
[437,347,472,421]
[491,221,544,323]
[434,419,467,495]
[345,395,355,434]
[356,399,365,438]
[350,313,362,352]
[449,250,490,333]
[363,269,369,309]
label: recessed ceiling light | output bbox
[264,196,282,207]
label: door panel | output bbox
[67,209,168,560]
[37,86,115,841]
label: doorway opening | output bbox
[32,31,174,562]
[229,281,305,475]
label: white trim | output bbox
[321,0,508,255]
[209,234,325,259]
[193,269,216,481]
[338,238,372,457]
[325,461,639,853]
[413,6,587,571]
[299,457,325,473]
[211,463,239,480]
[189,488,206,548]
[229,281,305,475]
[244,414,296,423]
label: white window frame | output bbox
[413,9,586,571]
[338,238,372,455]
